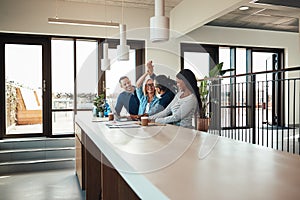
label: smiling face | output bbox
[119,77,132,92]
[144,79,155,95]
[176,77,187,92]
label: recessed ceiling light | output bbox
[239,6,249,11]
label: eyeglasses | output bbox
[146,83,154,87]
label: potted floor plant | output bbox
[197,62,224,131]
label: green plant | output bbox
[93,94,106,112]
[199,62,224,118]
[199,79,209,118]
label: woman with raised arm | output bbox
[134,61,159,117]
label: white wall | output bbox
[0,0,153,37]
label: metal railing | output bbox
[207,67,300,155]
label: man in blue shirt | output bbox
[114,76,139,116]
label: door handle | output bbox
[43,80,46,92]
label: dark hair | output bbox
[154,75,177,93]
[119,76,129,84]
[176,69,201,112]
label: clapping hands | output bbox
[146,60,154,76]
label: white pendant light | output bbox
[117,0,129,61]
[150,0,169,42]
[101,0,111,71]
[117,24,130,61]
[101,42,110,71]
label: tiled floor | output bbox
[0,169,85,200]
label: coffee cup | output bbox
[108,113,114,121]
[141,116,149,126]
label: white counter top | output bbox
[76,111,300,200]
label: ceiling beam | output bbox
[170,0,249,36]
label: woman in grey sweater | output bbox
[149,69,201,129]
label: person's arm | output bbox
[136,60,157,89]
[114,93,124,116]
[148,103,164,116]
[148,95,176,120]
[155,95,197,125]
[148,92,174,116]
[136,72,149,89]
[147,60,156,80]
[135,86,144,102]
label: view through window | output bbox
[5,44,43,135]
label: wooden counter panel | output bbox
[85,141,101,200]
[75,134,85,190]
[102,155,140,200]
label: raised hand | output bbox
[146,60,154,75]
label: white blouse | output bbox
[149,91,198,128]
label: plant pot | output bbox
[92,107,98,117]
[98,111,104,118]
[197,118,210,132]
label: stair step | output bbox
[0,158,75,166]
[0,137,75,175]
[0,158,75,175]
[0,147,75,162]
[0,137,75,150]
[0,147,75,154]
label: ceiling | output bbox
[207,0,300,33]
[62,0,300,33]
[62,0,183,11]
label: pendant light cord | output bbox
[104,0,107,38]
[121,0,124,24]
[55,0,58,19]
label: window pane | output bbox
[253,52,274,125]
[236,48,247,76]
[184,52,209,79]
[52,111,74,134]
[51,39,74,109]
[219,47,231,84]
[51,39,74,134]
[5,44,43,134]
[76,40,98,109]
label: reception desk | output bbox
[75,111,300,200]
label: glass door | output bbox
[5,44,44,136]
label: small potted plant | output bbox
[93,94,106,117]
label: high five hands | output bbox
[146,60,154,76]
